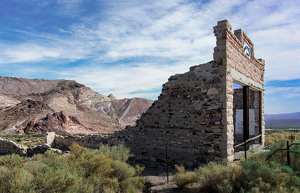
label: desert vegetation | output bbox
[174,131,300,192]
[174,155,300,192]
[0,144,145,193]
[265,130,300,147]
[0,134,45,147]
[1,131,300,192]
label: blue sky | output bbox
[0,0,300,114]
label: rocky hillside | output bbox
[0,77,153,134]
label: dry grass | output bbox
[0,134,44,147]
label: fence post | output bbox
[166,146,169,183]
[244,142,247,160]
[287,141,290,166]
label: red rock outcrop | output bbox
[23,111,93,134]
[0,77,153,134]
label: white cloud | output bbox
[0,42,89,63]
[55,0,85,17]
[264,86,300,113]
[1,0,300,101]
[58,61,193,99]
[265,86,300,98]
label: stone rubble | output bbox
[0,137,62,156]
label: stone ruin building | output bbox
[115,20,265,167]
[0,20,265,167]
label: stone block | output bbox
[45,132,56,145]
[207,88,219,95]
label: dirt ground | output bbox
[141,167,201,193]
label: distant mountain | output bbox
[265,112,300,120]
[0,76,153,134]
[265,112,300,129]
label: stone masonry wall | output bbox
[115,61,226,167]
[213,20,265,158]
[52,134,109,151]
[114,20,265,167]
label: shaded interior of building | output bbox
[233,83,263,155]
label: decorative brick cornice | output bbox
[226,30,243,52]
[225,29,264,70]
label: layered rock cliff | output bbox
[0,77,153,134]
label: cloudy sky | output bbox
[0,0,299,114]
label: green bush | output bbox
[92,144,132,162]
[173,165,197,188]
[0,143,145,193]
[265,136,300,170]
[0,154,25,169]
[196,162,242,193]
[265,130,300,147]
[173,149,300,192]
[0,167,34,193]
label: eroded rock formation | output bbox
[0,77,152,134]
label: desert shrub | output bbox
[0,155,35,192]
[196,162,242,193]
[120,176,145,193]
[266,140,300,170]
[173,165,197,188]
[187,154,300,193]
[0,167,34,193]
[265,132,286,147]
[116,163,145,192]
[0,154,25,169]
[92,144,132,162]
[264,131,300,170]
[31,162,77,192]
[172,147,300,192]
[239,159,300,192]
[111,160,135,181]
[265,130,300,147]
[237,160,276,192]
[0,166,14,192]
[68,143,145,192]
[21,151,80,192]
[267,141,287,164]
[69,144,115,179]
[0,143,145,193]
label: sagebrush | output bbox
[173,131,300,192]
[0,143,145,193]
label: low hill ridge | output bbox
[0,76,153,134]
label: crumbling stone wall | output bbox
[115,61,224,167]
[115,20,265,167]
[52,134,108,151]
[0,137,27,155]
[0,137,61,156]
